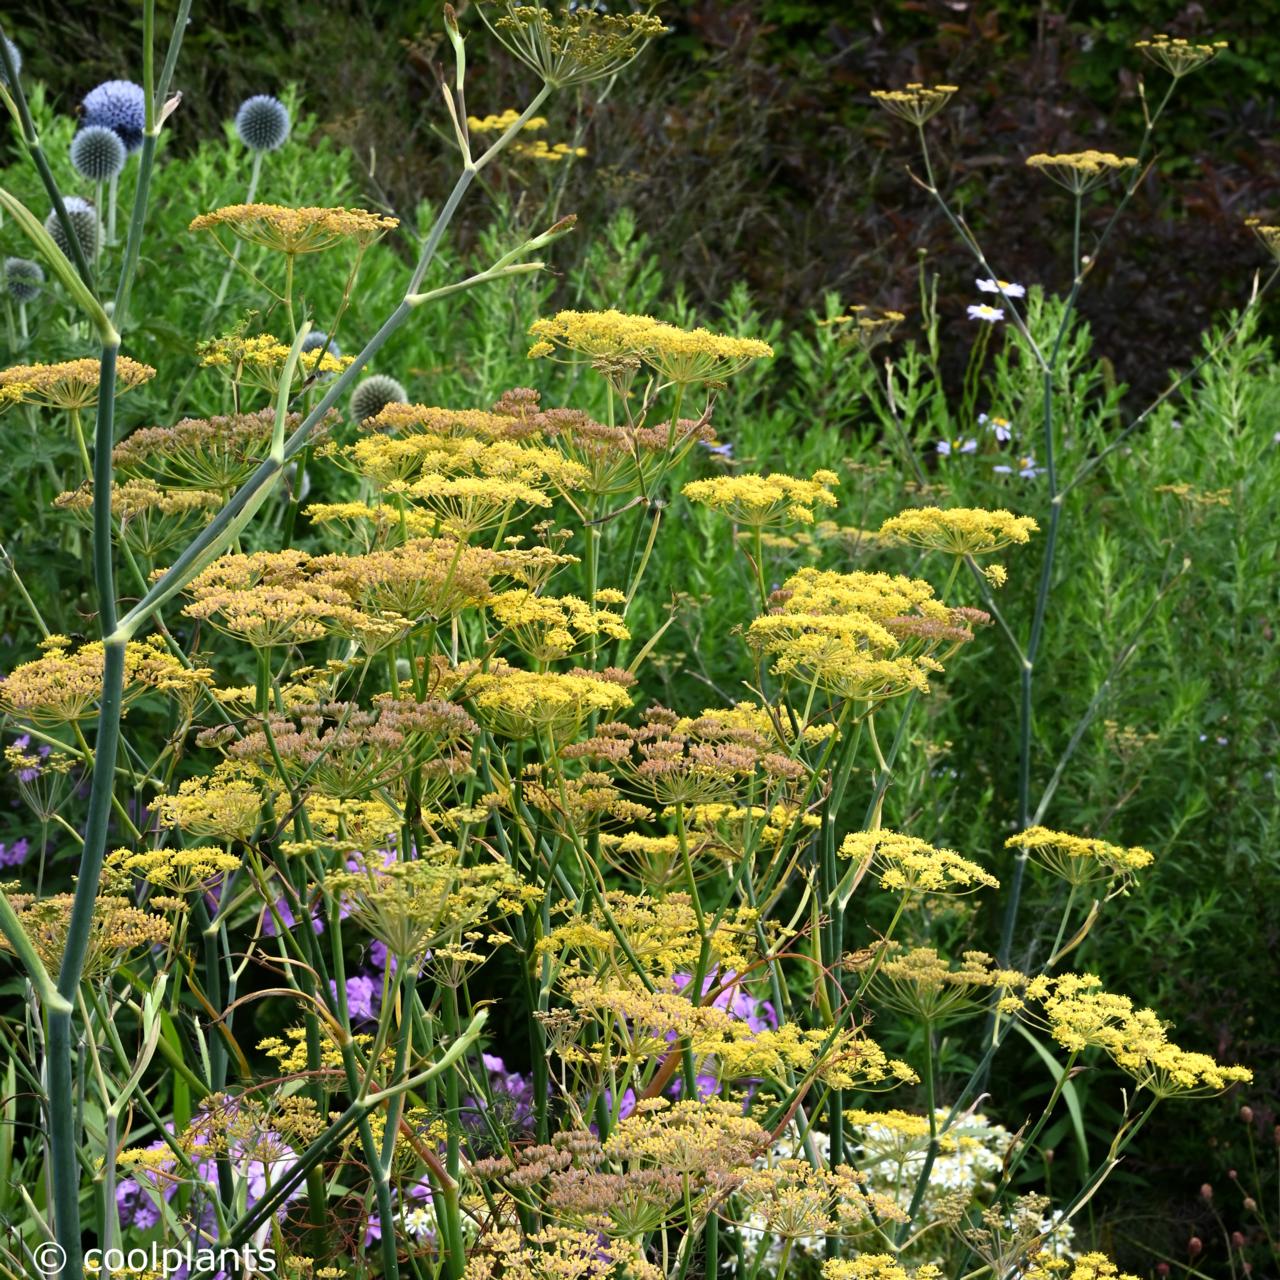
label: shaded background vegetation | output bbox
[2,0,1278,1271]
[9,0,1280,402]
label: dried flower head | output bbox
[0,634,209,726]
[190,204,398,256]
[55,479,220,557]
[481,3,666,88]
[114,409,336,493]
[0,356,155,411]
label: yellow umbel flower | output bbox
[732,1157,907,1241]
[0,891,172,977]
[189,203,398,253]
[870,82,958,125]
[511,139,589,163]
[467,665,632,740]
[107,845,240,893]
[197,334,354,398]
[0,356,155,410]
[855,943,1024,1024]
[1134,33,1227,78]
[1006,824,1154,889]
[326,846,540,960]
[154,766,268,843]
[0,635,209,726]
[1025,151,1138,194]
[55,478,220,557]
[1018,973,1251,1097]
[489,589,630,661]
[529,308,773,385]
[467,109,548,134]
[840,829,999,896]
[879,506,1039,556]
[746,567,973,705]
[683,470,840,527]
[819,303,907,351]
[824,1258,942,1280]
[538,890,758,980]
[464,1227,661,1280]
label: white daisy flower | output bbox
[977,277,1026,298]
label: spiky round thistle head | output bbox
[71,125,127,182]
[5,258,45,303]
[235,95,291,152]
[351,374,407,422]
[301,329,340,358]
[44,197,102,262]
[1,36,21,84]
[82,80,146,153]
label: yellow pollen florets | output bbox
[189,203,398,254]
[879,506,1039,556]
[870,83,958,125]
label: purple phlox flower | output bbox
[670,1072,721,1102]
[260,883,324,936]
[462,1053,538,1141]
[10,733,51,783]
[675,969,777,1034]
[936,438,977,458]
[967,303,1004,323]
[0,837,29,868]
[332,974,380,1023]
[978,412,1013,442]
[993,455,1041,479]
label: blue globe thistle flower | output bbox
[351,375,407,422]
[1,36,21,84]
[71,125,127,182]
[301,330,342,382]
[5,258,45,304]
[235,95,291,152]
[300,329,340,358]
[44,196,102,262]
[82,80,146,153]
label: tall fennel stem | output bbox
[999,360,1060,970]
[48,343,120,1273]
